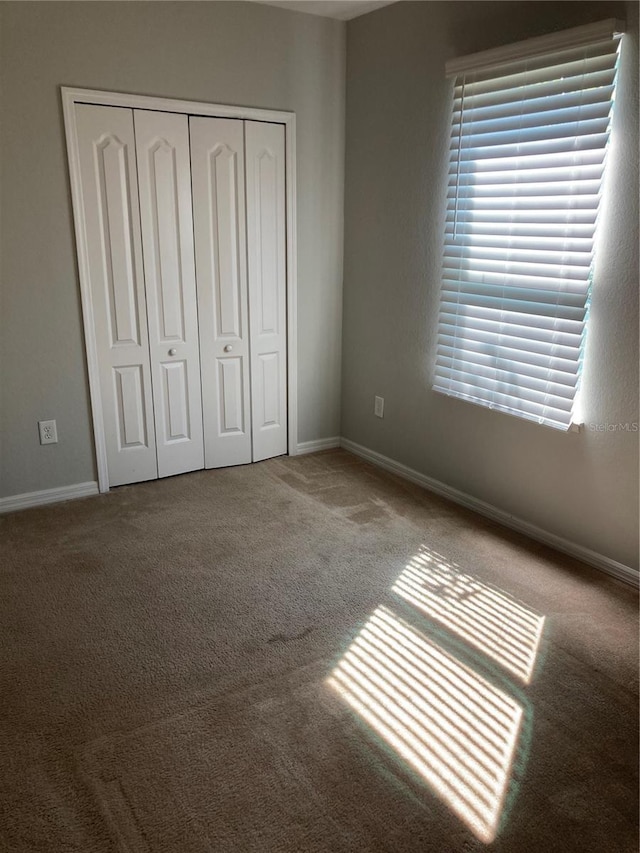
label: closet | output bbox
[73,102,288,488]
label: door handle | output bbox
[168,348,177,356]
[224,345,233,353]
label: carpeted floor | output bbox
[0,449,637,852]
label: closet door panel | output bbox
[76,104,158,487]
[190,116,251,468]
[245,121,288,462]
[134,109,204,478]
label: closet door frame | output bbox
[62,87,298,493]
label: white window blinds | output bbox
[434,20,624,430]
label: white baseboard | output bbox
[295,437,341,455]
[1,443,636,588]
[0,481,99,515]
[340,437,639,588]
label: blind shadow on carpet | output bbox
[80,546,544,853]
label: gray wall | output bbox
[342,1,639,570]
[2,0,638,573]
[0,1,345,497]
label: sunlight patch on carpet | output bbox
[393,546,545,683]
[327,605,523,843]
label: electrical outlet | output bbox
[38,419,58,445]
[374,396,384,418]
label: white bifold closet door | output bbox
[75,104,287,486]
[190,117,287,468]
[76,104,204,485]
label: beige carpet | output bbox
[0,450,637,852]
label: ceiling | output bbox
[249,0,398,21]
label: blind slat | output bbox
[450,150,606,178]
[452,84,615,126]
[453,67,617,113]
[437,345,580,384]
[441,269,591,293]
[452,117,612,149]
[447,213,598,230]
[447,198,600,213]
[443,234,594,252]
[438,308,585,340]
[449,165,605,188]
[436,365,576,404]
[444,245,593,267]
[437,336,581,375]
[450,134,611,165]
[438,329,582,362]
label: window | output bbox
[434,20,624,430]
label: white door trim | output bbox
[62,87,298,493]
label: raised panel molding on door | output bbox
[134,110,204,478]
[75,104,158,487]
[245,121,288,462]
[190,116,252,468]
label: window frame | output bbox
[433,20,625,431]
